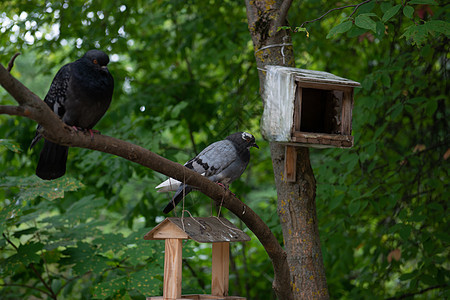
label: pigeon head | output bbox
[227,132,259,150]
[82,50,111,71]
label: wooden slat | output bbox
[293,86,302,132]
[291,132,354,148]
[284,146,297,182]
[163,239,183,300]
[211,242,230,297]
[292,131,353,141]
[341,90,353,135]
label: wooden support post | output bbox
[284,146,297,182]
[163,238,183,300]
[211,242,229,296]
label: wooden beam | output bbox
[211,242,230,296]
[284,146,297,182]
[164,238,183,299]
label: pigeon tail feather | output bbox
[36,140,68,180]
[155,178,182,193]
[162,184,193,213]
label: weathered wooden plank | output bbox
[292,132,353,141]
[293,86,302,132]
[211,242,230,297]
[341,90,353,135]
[284,146,297,182]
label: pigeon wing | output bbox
[186,140,238,182]
[29,64,72,149]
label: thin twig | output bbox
[7,53,21,72]
[299,0,372,28]
[386,284,448,300]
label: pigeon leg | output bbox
[216,182,236,196]
[87,129,100,140]
[217,182,228,189]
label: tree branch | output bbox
[7,53,21,72]
[0,105,32,117]
[0,61,288,297]
[274,0,294,30]
[299,0,372,28]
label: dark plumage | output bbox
[30,50,114,180]
[156,132,259,213]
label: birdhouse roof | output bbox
[144,217,251,243]
[293,68,360,87]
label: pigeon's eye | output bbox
[93,59,98,64]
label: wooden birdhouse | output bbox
[261,66,360,182]
[261,65,360,148]
[144,217,250,300]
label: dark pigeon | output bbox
[156,132,259,213]
[30,50,114,180]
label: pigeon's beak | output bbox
[253,143,259,149]
[101,66,108,73]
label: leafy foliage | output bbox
[1,0,449,299]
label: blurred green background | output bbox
[0,0,448,299]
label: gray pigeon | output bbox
[156,132,259,213]
[30,50,114,180]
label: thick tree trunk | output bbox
[245,0,329,298]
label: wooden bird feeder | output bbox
[261,66,360,181]
[144,217,250,300]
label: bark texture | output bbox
[245,0,329,298]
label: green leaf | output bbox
[0,139,22,153]
[17,242,44,265]
[381,73,391,88]
[426,20,450,36]
[382,5,401,23]
[401,24,429,45]
[129,268,162,296]
[425,99,438,116]
[408,0,437,4]
[391,103,403,119]
[61,242,109,275]
[403,6,414,19]
[420,274,438,285]
[399,271,417,281]
[93,276,128,299]
[407,97,427,104]
[0,176,84,201]
[355,14,377,32]
[329,194,344,211]
[327,21,353,39]
[0,203,24,233]
[348,201,361,216]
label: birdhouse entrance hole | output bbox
[291,75,359,148]
[296,87,343,134]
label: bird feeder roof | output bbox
[144,217,251,243]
